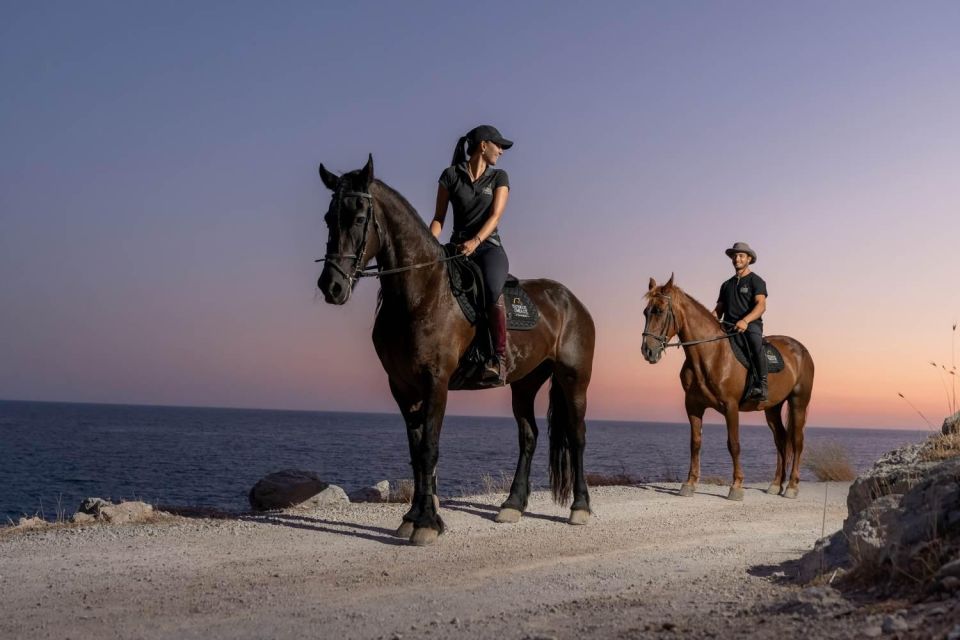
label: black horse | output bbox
[317,156,596,545]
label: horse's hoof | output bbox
[783,487,799,499]
[495,507,522,524]
[409,527,440,546]
[568,509,590,526]
[395,521,415,538]
[727,487,745,501]
[766,483,782,495]
[678,483,695,497]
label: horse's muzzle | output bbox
[318,268,351,305]
[641,341,663,364]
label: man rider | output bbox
[713,242,768,401]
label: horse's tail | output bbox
[547,374,573,505]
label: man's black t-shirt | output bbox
[439,163,510,244]
[718,272,768,330]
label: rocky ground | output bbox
[3,479,957,640]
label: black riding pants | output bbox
[470,241,509,307]
[743,324,768,384]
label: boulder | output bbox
[15,516,47,529]
[98,501,153,524]
[73,498,155,524]
[348,480,391,503]
[78,497,111,515]
[299,485,350,508]
[249,469,332,511]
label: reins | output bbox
[314,187,465,280]
[642,293,738,349]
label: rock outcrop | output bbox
[799,432,960,590]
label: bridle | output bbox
[315,186,465,284]
[642,292,738,350]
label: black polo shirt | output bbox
[718,272,767,329]
[438,163,510,244]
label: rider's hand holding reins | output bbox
[735,319,749,333]
[460,237,481,256]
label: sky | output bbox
[1,1,958,429]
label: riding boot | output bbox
[747,344,768,401]
[483,297,508,385]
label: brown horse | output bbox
[316,156,596,545]
[640,276,814,500]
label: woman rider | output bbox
[431,124,512,384]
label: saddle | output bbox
[443,243,540,390]
[729,334,785,374]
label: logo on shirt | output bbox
[739,286,749,294]
[482,186,493,196]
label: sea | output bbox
[0,400,931,523]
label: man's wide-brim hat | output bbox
[725,241,757,264]
[466,124,513,149]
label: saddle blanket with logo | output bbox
[730,333,786,374]
[444,244,540,330]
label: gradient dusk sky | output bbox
[2,2,958,429]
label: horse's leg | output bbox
[679,398,705,497]
[784,395,808,499]
[764,401,788,496]
[497,363,551,524]
[725,407,746,501]
[389,379,423,538]
[408,379,449,546]
[554,365,591,525]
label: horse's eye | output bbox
[651,307,660,315]
[354,216,366,225]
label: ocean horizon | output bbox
[1,399,932,523]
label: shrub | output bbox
[803,441,857,481]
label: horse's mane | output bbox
[367,177,438,246]
[649,282,723,330]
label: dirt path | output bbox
[0,482,880,639]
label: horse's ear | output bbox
[665,273,675,289]
[319,163,340,191]
[359,153,374,187]
[648,277,657,291]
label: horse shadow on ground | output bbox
[635,483,737,500]
[159,505,407,546]
[442,499,569,524]
[239,513,408,546]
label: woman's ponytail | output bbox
[450,135,469,166]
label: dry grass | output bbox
[803,441,857,481]
[918,431,960,462]
[478,471,513,495]
[387,479,414,504]
[585,471,640,487]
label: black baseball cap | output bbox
[466,125,513,149]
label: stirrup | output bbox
[746,386,767,401]
[483,358,506,386]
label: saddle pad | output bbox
[503,283,538,330]
[730,334,785,374]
